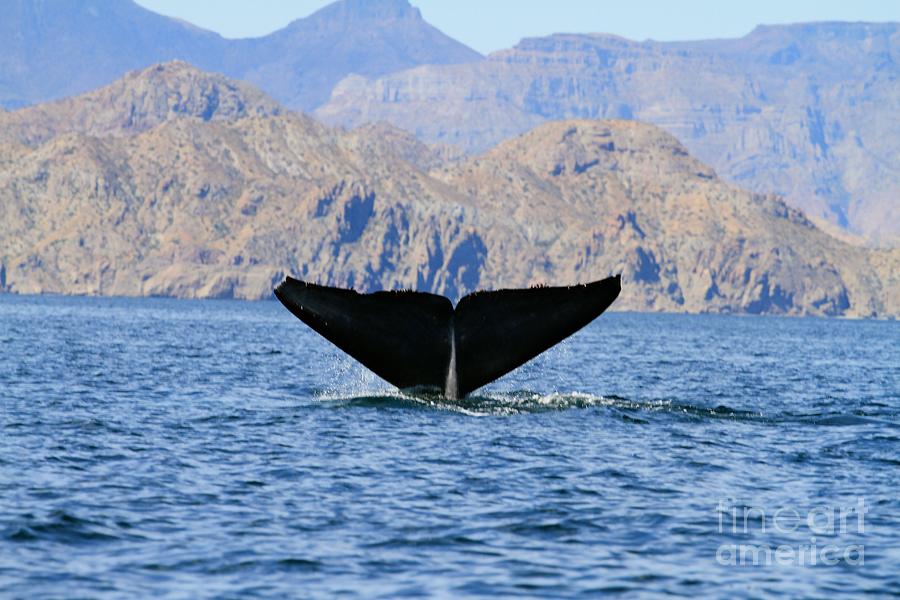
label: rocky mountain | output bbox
[316,23,900,245]
[4,2,895,245]
[0,64,897,316]
[439,121,899,316]
[0,61,282,146]
[0,0,480,111]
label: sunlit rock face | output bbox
[0,64,897,316]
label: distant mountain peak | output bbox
[0,0,479,111]
[306,0,422,23]
[233,0,481,110]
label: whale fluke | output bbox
[274,275,621,398]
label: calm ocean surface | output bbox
[0,294,898,598]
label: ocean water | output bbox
[0,294,898,598]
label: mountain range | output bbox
[0,0,895,246]
[316,23,900,245]
[0,0,480,111]
[1,62,897,316]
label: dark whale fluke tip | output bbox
[275,275,621,398]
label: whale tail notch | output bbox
[274,275,621,398]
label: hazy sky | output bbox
[137,0,900,54]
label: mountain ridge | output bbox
[317,21,900,245]
[0,61,283,146]
[0,64,896,317]
[0,0,481,111]
[1,1,895,244]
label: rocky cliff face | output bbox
[0,64,897,316]
[316,23,900,245]
[438,121,896,316]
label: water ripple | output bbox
[0,295,898,597]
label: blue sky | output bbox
[137,0,900,54]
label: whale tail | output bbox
[274,275,621,398]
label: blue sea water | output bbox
[0,294,898,598]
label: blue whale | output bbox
[274,275,621,399]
